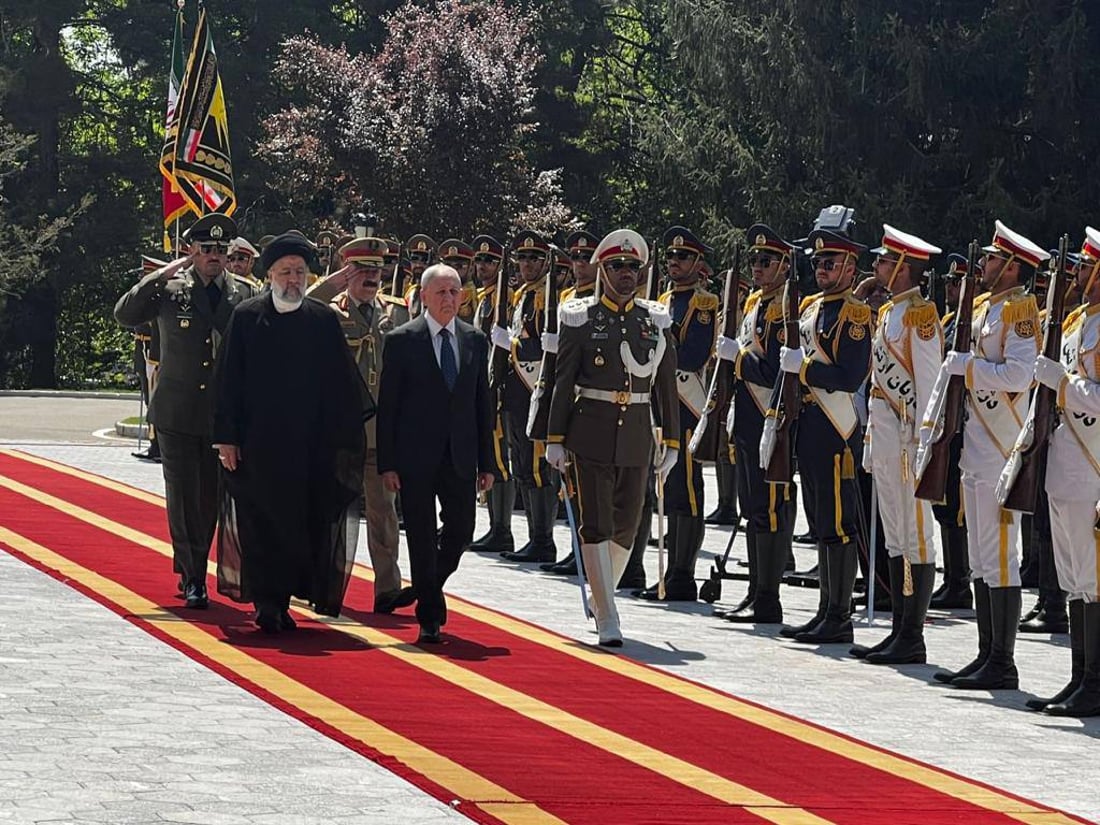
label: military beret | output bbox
[260,233,320,272]
[183,214,237,245]
[663,225,712,256]
[471,234,504,260]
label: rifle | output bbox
[488,256,512,401]
[914,240,980,502]
[762,251,802,484]
[526,246,564,440]
[690,244,743,460]
[998,234,1071,512]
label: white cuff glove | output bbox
[715,335,741,363]
[545,443,567,473]
[943,350,971,376]
[779,346,804,374]
[491,325,512,351]
[1035,355,1067,390]
[541,331,559,354]
[862,436,873,473]
[656,447,679,482]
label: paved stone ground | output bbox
[2,434,1099,824]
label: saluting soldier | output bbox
[320,237,415,614]
[929,254,974,610]
[468,234,517,554]
[113,214,257,609]
[853,226,943,664]
[639,226,718,601]
[776,229,873,643]
[439,239,478,323]
[932,221,1046,690]
[404,234,437,320]
[490,230,559,563]
[545,229,680,646]
[714,224,795,624]
[1030,227,1100,716]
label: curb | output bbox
[115,421,150,438]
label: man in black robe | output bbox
[213,233,367,633]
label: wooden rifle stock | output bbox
[763,260,802,484]
[526,250,562,440]
[1001,234,1070,512]
[914,240,980,502]
[692,245,743,461]
[488,260,511,398]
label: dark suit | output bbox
[377,314,494,628]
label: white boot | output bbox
[609,541,631,589]
[581,542,622,647]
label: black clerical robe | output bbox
[213,294,366,616]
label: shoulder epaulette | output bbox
[877,301,894,326]
[692,290,720,311]
[404,283,419,301]
[560,296,597,328]
[560,286,576,303]
[658,288,674,305]
[902,301,939,329]
[973,291,991,310]
[1063,304,1088,334]
[378,293,407,307]
[839,297,872,327]
[799,293,819,314]
[637,298,672,330]
[742,289,762,316]
[942,310,956,326]
[764,298,785,324]
[1002,293,1039,326]
[231,274,257,292]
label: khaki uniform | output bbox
[330,291,403,598]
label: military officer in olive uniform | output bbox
[439,239,479,323]
[490,230,559,563]
[772,229,873,643]
[468,234,517,554]
[114,214,257,609]
[545,229,680,646]
[714,224,796,624]
[404,234,437,320]
[639,226,719,601]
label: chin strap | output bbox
[886,251,907,293]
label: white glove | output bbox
[862,434,873,473]
[779,346,804,374]
[545,443,567,473]
[541,331,559,354]
[491,325,512,351]
[943,350,971,376]
[1035,355,1067,390]
[656,447,679,482]
[715,334,741,363]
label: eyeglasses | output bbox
[514,253,546,262]
[606,260,641,272]
[227,254,250,263]
[748,254,775,268]
[874,255,900,267]
[473,255,498,264]
[442,258,469,267]
[812,257,845,272]
[409,253,431,263]
[665,250,695,261]
[197,243,229,254]
[569,251,590,261]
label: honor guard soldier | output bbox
[468,234,517,554]
[439,239,478,323]
[562,229,600,300]
[381,239,412,327]
[714,224,795,623]
[932,221,1046,690]
[777,229,873,643]
[1030,227,1100,716]
[490,230,559,562]
[544,229,680,645]
[113,214,257,609]
[315,230,341,277]
[552,246,573,291]
[929,253,975,610]
[326,237,414,613]
[639,226,718,601]
[405,234,437,319]
[227,237,261,288]
[853,226,943,663]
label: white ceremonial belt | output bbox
[577,388,650,405]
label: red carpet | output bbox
[0,449,1087,825]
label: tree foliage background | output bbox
[1,0,1099,388]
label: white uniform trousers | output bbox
[1049,496,1100,602]
[961,472,1020,587]
[869,411,936,564]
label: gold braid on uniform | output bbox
[1002,293,1039,339]
[838,298,872,328]
[798,294,818,314]
[742,290,762,317]
[764,297,784,323]
[1063,304,1088,335]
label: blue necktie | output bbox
[439,328,457,391]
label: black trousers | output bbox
[734,428,793,535]
[795,406,862,547]
[402,456,476,627]
[157,428,218,586]
[504,408,553,489]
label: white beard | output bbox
[271,283,304,313]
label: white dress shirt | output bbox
[424,311,459,367]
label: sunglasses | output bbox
[473,255,499,264]
[606,260,642,272]
[197,243,229,254]
[665,250,695,261]
[442,258,470,267]
[874,255,900,267]
[227,254,251,263]
[514,253,546,262]
[812,257,845,272]
[748,254,776,267]
[409,253,431,263]
[569,251,590,261]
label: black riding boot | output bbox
[851,555,904,659]
[952,586,1021,690]
[930,525,972,609]
[794,543,857,644]
[1028,599,1085,711]
[933,579,992,684]
[1046,601,1100,717]
[470,479,515,553]
[501,485,557,562]
[780,542,829,638]
[728,530,787,624]
[867,562,935,665]
[718,531,757,619]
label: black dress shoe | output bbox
[279,611,297,631]
[500,545,555,563]
[183,582,208,609]
[704,505,738,526]
[417,624,442,644]
[792,531,817,546]
[393,586,417,608]
[255,609,281,633]
[542,558,577,575]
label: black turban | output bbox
[260,233,319,272]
